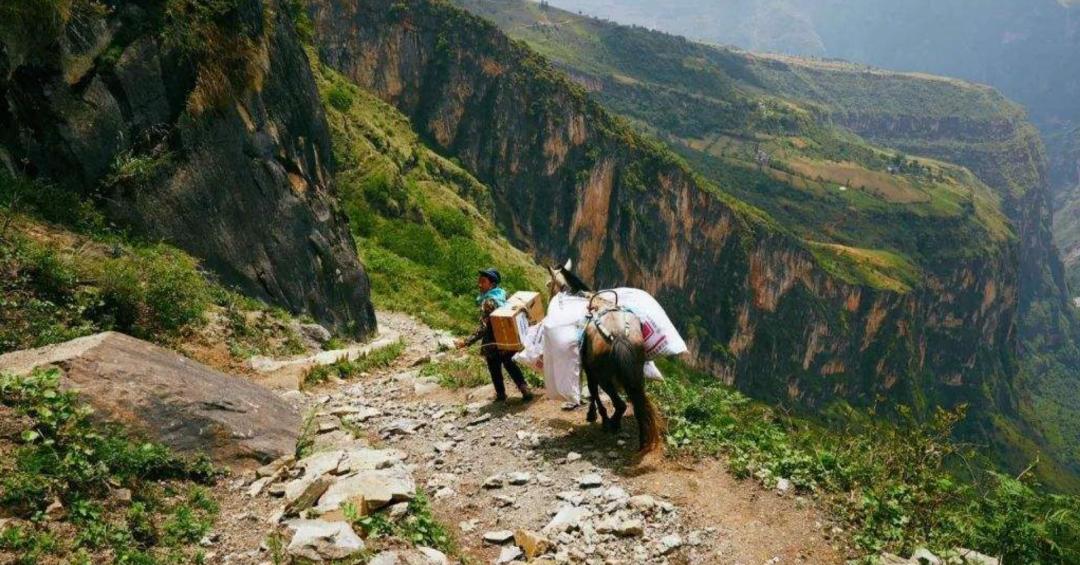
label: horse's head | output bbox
[546,258,592,298]
[546,259,572,298]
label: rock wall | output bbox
[308,0,1018,417]
[0,0,376,337]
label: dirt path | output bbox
[210,311,846,564]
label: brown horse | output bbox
[547,261,664,453]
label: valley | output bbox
[1,0,1079,562]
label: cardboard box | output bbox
[507,291,545,325]
[490,306,530,352]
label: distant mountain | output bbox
[548,0,1079,126]
[549,0,1080,285]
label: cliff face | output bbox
[440,0,1080,483]
[736,56,1080,475]
[0,0,376,336]
[308,0,1017,417]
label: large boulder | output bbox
[0,332,299,467]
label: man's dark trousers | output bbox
[485,351,528,398]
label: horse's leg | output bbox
[583,333,609,426]
[585,367,604,424]
[598,377,625,432]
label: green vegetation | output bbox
[808,243,921,293]
[303,340,407,387]
[103,148,175,193]
[454,0,1014,287]
[314,61,548,334]
[160,0,267,115]
[418,355,543,390]
[651,358,1080,561]
[345,491,456,555]
[0,233,213,352]
[1,172,314,360]
[0,369,219,564]
[217,291,308,360]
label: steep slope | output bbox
[1052,126,1080,289]
[306,0,1032,473]
[549,0,1080,295]
[312,61,549,333]
[463,0,1080,487]
[0,0,376,336]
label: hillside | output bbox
[448,0,1080,487]
[300,0,1080,491]
[312,60,550,332]
[548,0,1080,303]
[0,0,376,336]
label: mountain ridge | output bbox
[299,0,1080,488]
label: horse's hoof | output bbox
[586,412,598,423]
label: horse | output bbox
[546,260,664,453]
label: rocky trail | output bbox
[207,312,846,564]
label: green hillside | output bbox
[456,0,1080,491]
[313,60,548,333]
[456,0,1013,284]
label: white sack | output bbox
[539,293,590,403]
[611,288,688,359]
[513,323,545,372]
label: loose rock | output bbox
[286,519,365,561]
[578,473,603,489]
[483,530,516,544]
[514,529,551,559]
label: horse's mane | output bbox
[561,267,593,293]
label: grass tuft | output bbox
[303,339,406,387]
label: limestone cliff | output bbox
[0,0,376,336]
[308,0,1018,423]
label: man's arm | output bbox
[461,319,487,347]
[457,297,499,348]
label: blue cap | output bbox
[478,268,501,285]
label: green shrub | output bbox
[326,83,355,112]
[428,205,473,238]
[362,171,410,217]
[0,172,108,235]
[103,149,174,192]
[1,236,213,354]
[375,220,443,266]
[651,358,1080,560]
[0,369,219,562]
[91,245,213,338]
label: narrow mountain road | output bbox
[212,311,846,564]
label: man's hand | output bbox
[454,338,466,350]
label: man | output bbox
[456,268,534,402]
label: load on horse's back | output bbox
[546,260,665,453]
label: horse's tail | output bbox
[610,331,665,453]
